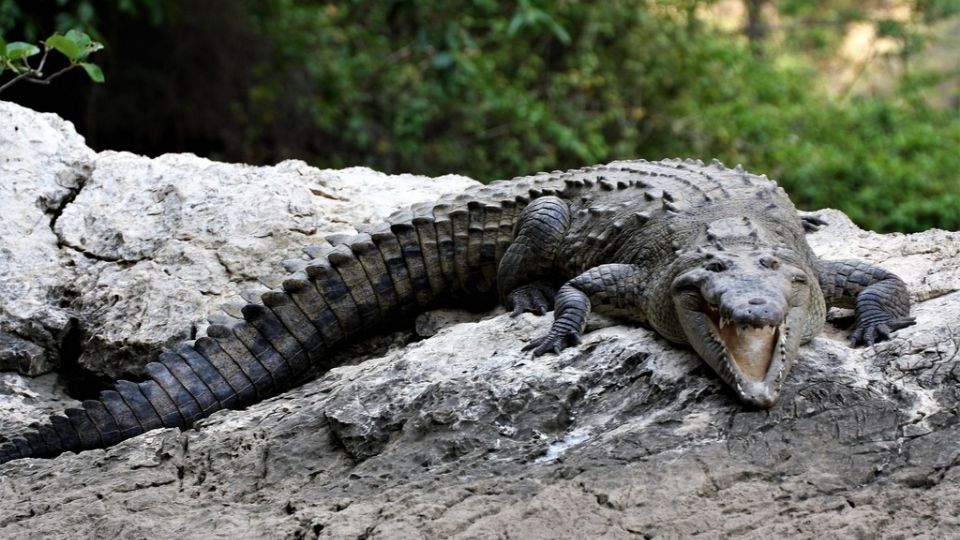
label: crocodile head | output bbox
[668,221,816,408]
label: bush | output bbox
[233,0,958,232]
[4,1,958,232]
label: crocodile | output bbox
[0,158,914,464]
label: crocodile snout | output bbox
[720,293,786,329]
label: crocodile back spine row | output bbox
[0,178,549,463]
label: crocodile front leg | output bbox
[525,264,645,355]
[498,196,571,315]
[816,259,915,345]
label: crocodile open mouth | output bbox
[703,304,781,381]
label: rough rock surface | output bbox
[0,100,476,381]
[0,104,92,376]
[2,102,959,538]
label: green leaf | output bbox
[78,62,104,83]
[507,14,524,36]
[85,40,105,55]
[0,36,7,57]
[44,33,81,61]
[5,42,41,61]
[65,29,92,50]
[63,30,103,60]
[548,20,571,45]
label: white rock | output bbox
[1,102,478,379]
[0,101,93,375]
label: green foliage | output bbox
[242,1,710,176]
[78,60,103,82]
[0,0,26,37]
[2,0,957,232]
[0,29,104,92]
[3,40,40,61]
[665,79,960,232]
[235,0,958,232]
[0,0,174,40]
[46,29,104,64]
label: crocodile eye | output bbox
[760,256,780,270]
[791,273,808,283]
[705,261,727,273]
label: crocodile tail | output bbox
[0,195,524,464]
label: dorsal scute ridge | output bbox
[208,312,237,327]
[410,201,435,220]
[239,287,269,304]
[364,222,393,239]
[282,258,307,274]
[465,160,792,230]
[257,273,286,290]
[302,244,333,260]
[325,231,358,245]
[663,200,681,214]
[343,233,372,246]
[219,300,246,320]
[260,290,290,307]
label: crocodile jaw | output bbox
[702,305,788,407]
[676,300,799,408]
[704,304,779,380]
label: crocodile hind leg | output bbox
[497,196,571,316]
[816,259,915,345]
[524,264,645,355]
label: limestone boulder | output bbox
[0,100,477,381]
[0,102,92,375]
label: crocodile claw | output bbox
[801,215,829,232]
[523,329,582,356]
[849,316,916,346]
[506,282,556,317]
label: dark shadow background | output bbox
[4,1,261,160]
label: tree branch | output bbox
[0,71,35,94]
[0,48,77,95]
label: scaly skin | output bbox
[0,158,914,463]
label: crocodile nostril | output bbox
[748,298,766,305]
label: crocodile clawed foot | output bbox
[522,329,582,356]
[849,316,916,346]
[801,214,829,232]
[507,282,556,317]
